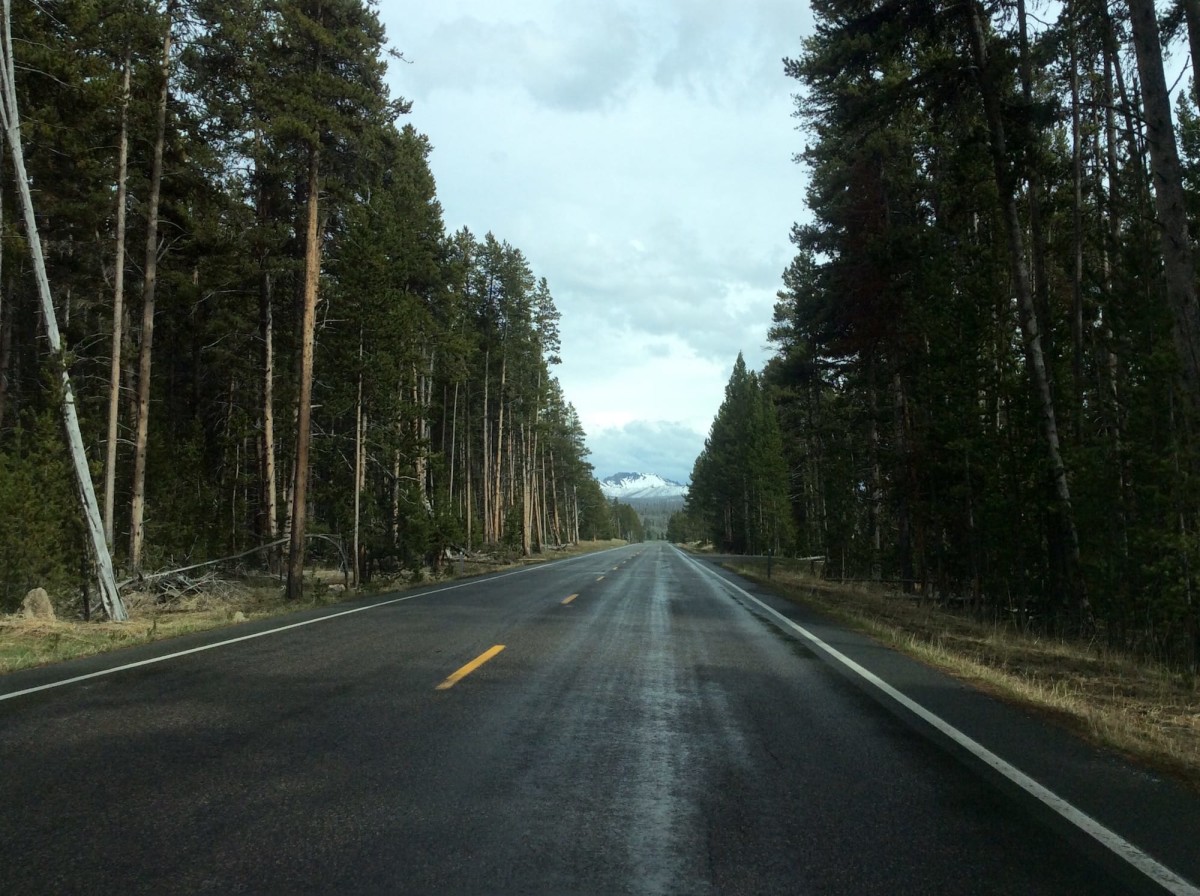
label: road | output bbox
[1,543,1198,894]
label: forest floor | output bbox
[0,539,628,676]
[721,553,1200,793]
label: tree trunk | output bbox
[465,387,473,550]
[0,0,125,619]
[482,349,491,543]
[1126,0,1200,419]
[448,380,459,508]
[256,152,279,570]
[0,167,8,433]
[964,0,1089,626]
[549,448,561,545]
[352,328,364,587]
[893,372,914,593]
[520,423,531,556]
[493,353,507,540]
[103,51,131,549]
[259,266,278,562]
[286,147,321,601]
[1069,12,1085,443]
[129,8,173,572]
[868,370,882,581]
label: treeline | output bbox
[0,1,605,611]
[685,354,794,554]
[752,0,1200,666]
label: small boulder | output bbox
[21,588,55,620]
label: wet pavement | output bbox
[0,544,1190,894]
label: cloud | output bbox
[586,420,706,485]
[403,4,648,112]
[649,0,810,106]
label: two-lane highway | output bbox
[0,544,1194,893]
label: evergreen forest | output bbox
[0,0,618,614]
[686,0,1200,669]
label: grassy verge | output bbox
[724,556,1200,791]
[0,539,627,675]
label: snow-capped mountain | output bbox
[598,472,689,501]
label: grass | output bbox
[0,539,628,675]
[723,555,1200,791]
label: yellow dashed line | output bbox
[435,645,505,691]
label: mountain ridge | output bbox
[598,471,689,501]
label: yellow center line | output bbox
[435,644,505,691]
[562,593,578,605]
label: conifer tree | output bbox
[689,354,794,554]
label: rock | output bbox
[21,588,55,620]
[231,611,246,623]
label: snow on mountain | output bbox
[598,471,689,501]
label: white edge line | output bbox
[675,547,1200,896]
[0,547,622,704]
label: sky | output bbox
[377,0,815,485]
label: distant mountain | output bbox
[598,471,689,501]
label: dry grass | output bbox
[0,539,628,676]
[725,557,1200,791]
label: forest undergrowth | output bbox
[725,556,1200,792]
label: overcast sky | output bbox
[378,0,815,485]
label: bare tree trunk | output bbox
[550,449,562,545]
[520,423,531,556]
[964,0,1089,626]
[1102,36,1131,567]
[281,411,295,562]
[482,350,491,543]
[893,372,914,593]
[103,51,131,549]
[259,266,278,563]
[465,388,473,550]
[539,450,548,549]
[256,150,279,570]
[1069,12,1085,443]
[494,353,507,540]
[413,352,434,513]
[286,147,321,601]
[1127,0,1200,419]
[129,7,173,572]
[352,328,364,587]
[448,380,459,507]
[0,0,125,619]
[868,371,882,581]
[0,159,7,433]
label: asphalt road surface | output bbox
[2,543,1198,894]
